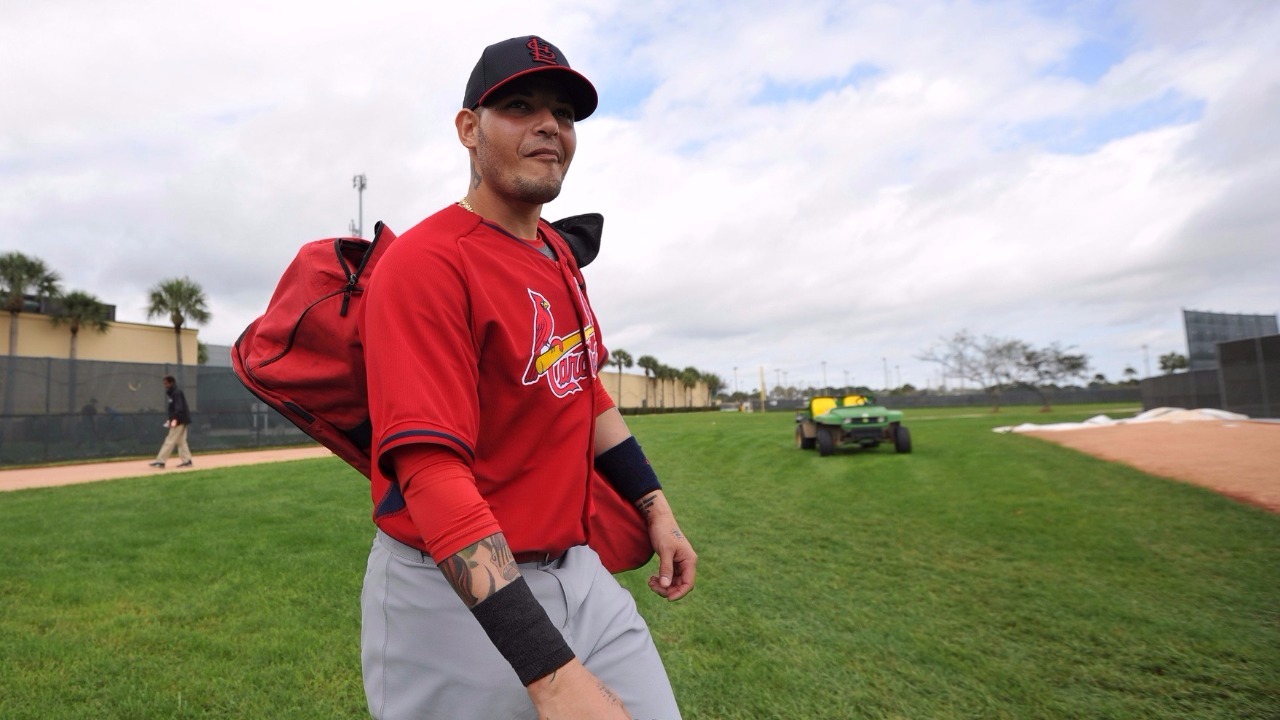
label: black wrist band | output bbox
[595,436,662,503]
[470,577,576,686]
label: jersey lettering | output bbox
[523,289,596,397]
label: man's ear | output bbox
[456,108,479,150]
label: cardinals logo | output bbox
[523,289,597,397]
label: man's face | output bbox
[468,76,578,205]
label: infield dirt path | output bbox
[1022,420,1280,514]
[0,445,335,493]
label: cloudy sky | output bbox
[3,0,1276,394]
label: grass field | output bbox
[1,403,1277,719]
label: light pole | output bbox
[733,366,738,396]
[1142,344,1150,378]
[821,360,827,389]
[350,173,367,238]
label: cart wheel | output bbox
[796,425,816,450]
[817,426,836,456]
[894,425,912,454]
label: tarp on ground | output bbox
[993,407,1251,434]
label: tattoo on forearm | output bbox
[671,529,684,540]
[636,493,656,518]
[438,534,519,608]
[490,538,519,582]
[439,554,480,606]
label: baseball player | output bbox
[358,35,697,719]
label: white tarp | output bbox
[993,407,1251,434]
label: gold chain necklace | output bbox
[458,196,475,213]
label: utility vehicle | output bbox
[795,394,912,457]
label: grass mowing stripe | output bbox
[624,406,1278,719]
[1,404,1276,719]
[0,459,371,720]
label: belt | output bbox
[514,550,565,565]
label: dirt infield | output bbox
[0,446,335,493]
[1023,420,1280,514]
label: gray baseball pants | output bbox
[362,530,682,720]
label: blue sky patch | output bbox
[595,75,660,119]
[1028,0,1135,83]
[1013,89,1205,154]
[753,63,882,105]
[1045,37,1127,83]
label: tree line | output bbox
[917,330,1091,412]
[605,349,726,409]
[0,251,210,414]
[917,330,1195,413]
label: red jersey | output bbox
[360,204,607,561]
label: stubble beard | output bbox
[475,126,565,205]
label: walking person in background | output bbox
[75,398,98,447]
[149,375,192,468]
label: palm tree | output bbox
[147,277,211,383]
[637,355,659,409]
[702,372,725,406]
[1122,366,1139,385]
[680,366,700,407]
[658,364,676,408]
[609,349,633,408]
[0,252,62,415]
[50,291,112,412]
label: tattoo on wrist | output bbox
[598,680,620,705]
[635,492,657,518]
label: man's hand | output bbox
[527,658,631,719]
[635,490,697,601]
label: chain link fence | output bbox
[0,358,308,467]
[4,338,1273,468]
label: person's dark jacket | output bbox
[166,385,191,426]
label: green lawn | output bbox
[1,404,1276,719]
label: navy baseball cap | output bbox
[463,36,598,120]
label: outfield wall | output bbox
[1217,334,1278,418]
[1141,370,1221,412]
[875,387,1140,408]
[1140,333,1279,419]
[0,361,714,466]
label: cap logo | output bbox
[526,37,559,66]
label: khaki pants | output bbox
[154,423,191,464]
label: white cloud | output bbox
[1,0,1276,393]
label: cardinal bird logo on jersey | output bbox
[523,289,597,397]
